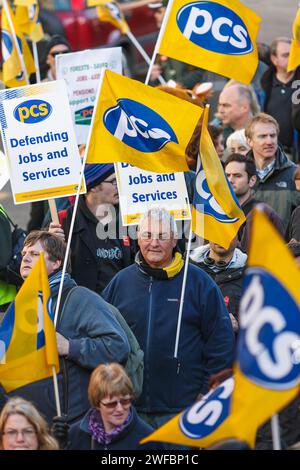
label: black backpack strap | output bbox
[54,286,77,417]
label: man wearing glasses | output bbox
[49,163,137,293]
[43,35,71,82]
[103,208,234,430]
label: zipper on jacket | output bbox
[145,277,153,410]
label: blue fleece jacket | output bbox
[103,263,234,414]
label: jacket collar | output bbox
[79,407,137,443]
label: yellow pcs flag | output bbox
[192,107,245,249]
[143,210,300,449]
[230,208,300,445]
[288,6,300,72]
[96,2,130,35]
[87,0,106,6]
[15,4,44,43]
[13,0,37,5]
[0,253,59,393]
[142,377,238,448]
[159,0,261,84]
[86,69,203,173]
[1,2,36,87]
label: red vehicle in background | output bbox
[39,0,159,78]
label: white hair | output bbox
[227,129,250,151]
[138,207,178,238]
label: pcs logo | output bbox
[179,377,233,439]
[103,98,178,153]
[14,99,52,124]
[195,164,238,223]
[177,1,253,55]
[238,269,300,390]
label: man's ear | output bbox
[249,175,257,188]
[270,54,277,67]
[54,259,62,271]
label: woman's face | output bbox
[229,139,250,156]
[99,395,132,433]
[2,414,39,450]
[214,134,225,160]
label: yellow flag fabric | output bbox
[14,0,37,5]
[159,0,261,84]
[1,2,36,87]
[143,209,300,449]
[192,107,245,249]
[229,208,300,445]
[288,7,300,72]
[15,4,44,42]
[142,377,239,448]
[87,0,106,6]
[0,253,59,393]
[86,69,203,173]
[96,3,130,34]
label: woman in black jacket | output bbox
[68,363,162,450]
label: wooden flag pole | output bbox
[2,0,29,85]
[52,366,62,417]
[49,199,59,225]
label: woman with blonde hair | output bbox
[0,397,59,450]
[68,363,163,450]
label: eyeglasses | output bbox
[49,50,70,58]
[203,256,231,269]
[102,178,118,186]
[2,429,37,440]
[139,232,171,241]
[100,397,132,409]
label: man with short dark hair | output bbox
[225,153,285,251]
[103,208,234,429]
[7,231,129,424]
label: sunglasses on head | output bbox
[49,50,70,58]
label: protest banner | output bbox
[56,47,122,145]
[0,80,85,204]
[0,151,10,191]
[115,162,191,225]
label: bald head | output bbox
[218,84,255,130]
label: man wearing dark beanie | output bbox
[43,34,71,81]
[49,163,137,293]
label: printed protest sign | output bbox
[0,80,85,204]
[0,150,9,191]
[115,162,191,225]
[56,47,122,144]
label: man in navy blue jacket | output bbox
[103,208,234,429]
